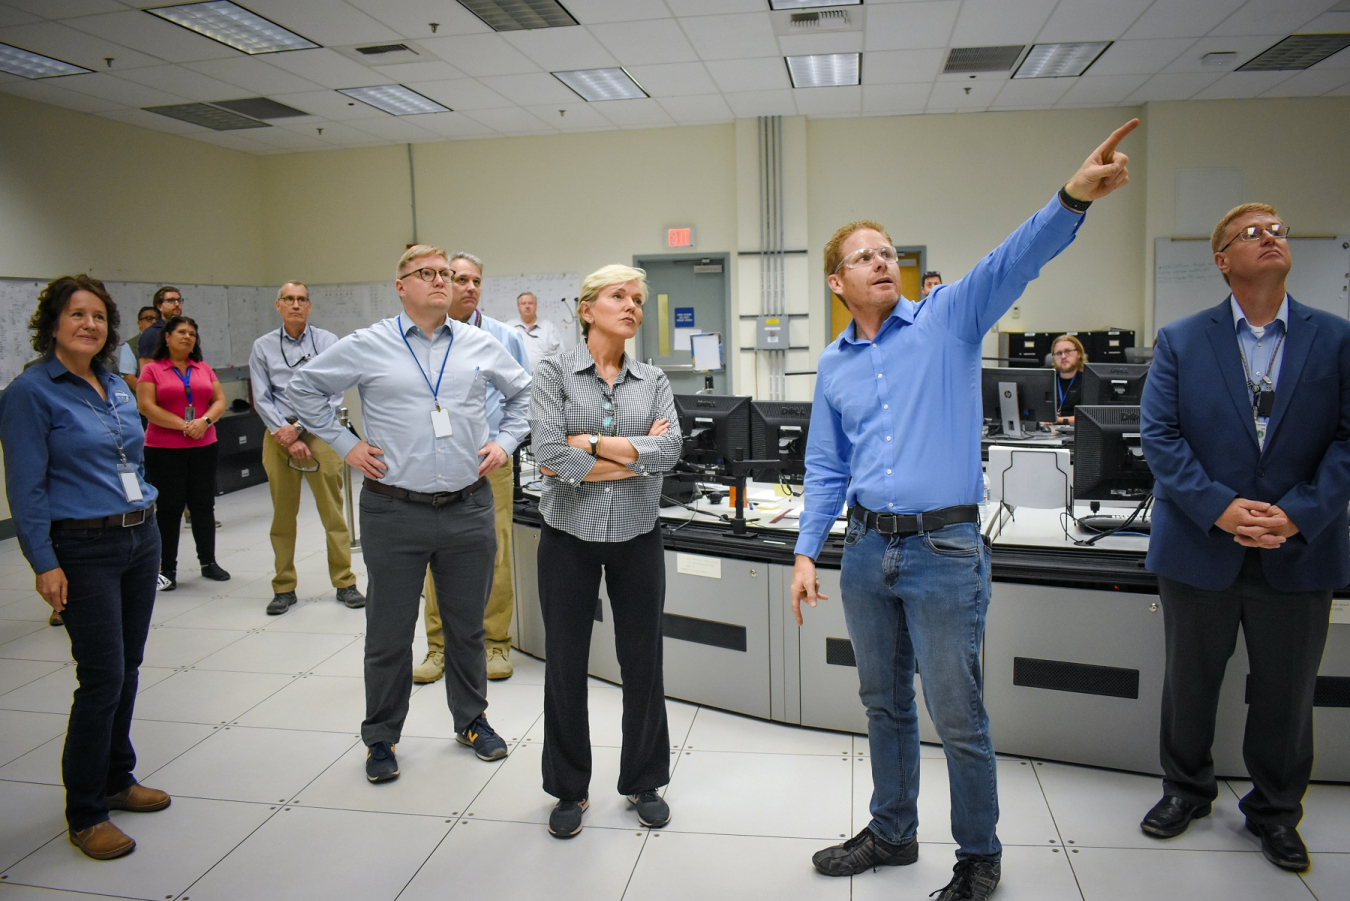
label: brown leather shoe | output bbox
[106,784,171,812]
[69,821,135,860]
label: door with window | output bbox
[635,254,732,396]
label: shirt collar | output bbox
[1230,294,1289,334]
[42,353,117,385]
[280,324,311,343]
[399,314,453,339]
[571,342,643,380]
[838,300,915,346]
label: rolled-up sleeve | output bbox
[626,372,682,476]
[289,334,363,459]
[529,357,595,484]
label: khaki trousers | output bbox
[424,457,514,651]
[262,432,355,594]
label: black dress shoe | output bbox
[1141,795,1211,838]
[201,563,231,581]
[1246,821,1309,872]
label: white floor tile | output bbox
[294,736,499,817]
[0,780,66,872]
[684,706,852,756]
[0,659,66,697]
[627,831,849,901]
[307,638,364,677]
[0,884,147,900]
[523,679,699,748]
[140,625,250,668]
[0,710,68,767]
[234,674,365,733]
[192,630,355,675]
[148,725,358,804]
[181,805,450,901]
[154,594,276,630]
[1302,852,1350,901]
[133,669,296,725]
[398,817,644,901]
[258,599,367,634]
[1068,846,1316,901]
[0,622,70,662]
[1227,779,1350,854]
[215,572,286,601]
[0,718,214,787]
[0,597,55,623]
[147,593,214,624]
[499,648,546,684]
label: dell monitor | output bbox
[749,400,811,485]
[1081,362,1150,405]
[981,367,1057,438]
[673,394,752,471]
[1073,405,1153,501]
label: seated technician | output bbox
[1050,333,1086,423]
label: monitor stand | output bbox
[998,381,1030,439]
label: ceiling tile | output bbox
[1330,80,1350,95]
[294,121,389,146]
[267,89,391,120]
[950,0,1059,47]
[341,0,489,39]
[863,49,945,84]
[1191,70,1294,99]
[1035,0,1153,43]
[366,59,464,83]
[264,48,390,87]
[460,106,557,134]
[704,57,789,93]
[664,0,765,14]
[115,63,250,102]
[861,82,930,114]
[926,78,1002,110]
[624,61,718,97]
[863,1,959,52]
[591,96,674,126]
[777,31,863,56]
[0,4,49,27]
[479,71,577,105]
[523,101,611,131]
[3,0,123,18]
[1123,0,1247,40]
[183,130,274,153]
[1210,0,1340,38]
[1126,71,1224,102]
[680,13,779,61]
[792,84,861,116]
[564,0,672,25]
[186,57,323,95]
[655,92,733,124]
[61,10,238,64]
[1161,35,1287,73]
[97,105,203,133]
[410,77,513,110]
[990,77,1074,108]
[0,75,122,112]
[237,0,399,47]
[399,110,497,138]
[345,115,439,142]
[502,25,617,71]
[419,33,539,77]
[1055,73,1150,105]
[589,19,699,66]
[723,88,797,117]
[1261,66,1350,96]
[237,125,331,150]
[58,71,189,106]
[0,20,162,70]
[1298,11,1350,33]
[1088,38,1194,76]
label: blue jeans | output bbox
[52,516,161,832]
[839,520,1000,861]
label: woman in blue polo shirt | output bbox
[0,275,170,861]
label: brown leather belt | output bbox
[52,504,155,531]
[363,476,486,507]
[848,503,979,536]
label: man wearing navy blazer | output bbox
[1139,202,1350,872]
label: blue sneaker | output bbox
[456,714,508,761]
[366,741,399,783]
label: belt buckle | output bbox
[119,510,143,528]
[875,513,899,534]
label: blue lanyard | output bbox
[398,315,454,410]
[173,363,194,406]
[1056,373,1076,408]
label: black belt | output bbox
[848,503,979,536]
[363,476,486,507]
[52,504,155,531]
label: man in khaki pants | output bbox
[249,281,364,615]
[414,253,528,682]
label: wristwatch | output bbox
[202,416,213,426]
[588,434,599,456]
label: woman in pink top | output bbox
[136,316,230,591]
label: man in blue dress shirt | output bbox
[791,119,1137,901]
[289,245,531,784]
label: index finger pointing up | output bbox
[1097,118,1139,162]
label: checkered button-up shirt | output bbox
[530,343,682,543]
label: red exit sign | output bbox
[666,227,695,248]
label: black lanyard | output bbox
[280,328,318,368]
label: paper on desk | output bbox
[1333,599,1349,625]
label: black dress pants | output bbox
[539,521,670,801]
[1159,549,1332,826]
[143,443,218,574]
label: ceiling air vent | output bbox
[456,0,578,32]
[212,97,308,119]
[943,45,1026,74]
[790,10,851,31]
[1238,33,1350,71]
[354,43,422,64]
[144,103,271,131]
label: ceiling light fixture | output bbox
[554,67,647,101]
[786,53,861,88]
[1013,42,1111,78]
[0,42,92,78]
[456,0,578,33]
[769,0,861,8]
[146,1,318,55]
[338,85,451,116]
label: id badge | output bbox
[118,463,144,502]
[184,403,195,421]
[431,407,453,438]
[1255,417,1268,451]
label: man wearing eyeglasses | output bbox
[117,306,159,391]
[791,119,1138,901]
[248,282,363,616]
[137,287,182,367]
[413,253,530,684]
[1138,204,1350,872]
[288,245,531,784]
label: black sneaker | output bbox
[201,563,231,581]
[456,714,508,761]
[548,798,588,839]
[812,826,918,876]
[267,592,298,615]
[336,586,365,608]
[931,857,1001,901]
[627,790,671,828]
[366,741,399,783]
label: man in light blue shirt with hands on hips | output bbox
[289,244,531,785]
[792,119,1138,901]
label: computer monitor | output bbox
[1073,405,1153,501]
[1080,362,1150,405]
[980,367,1057,438]
[673,394,752,471]
[749,400,811,485]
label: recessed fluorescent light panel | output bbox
[1238,33,1350,71]
[944,46,1026,74]
[0,42,92,78]
[338,85,450,116]
[144,102,271,130]
[768,0,861,8]
[1013,42,1111,78]
[786,53,860,88]
[147,1,318,55]
[457,0,578,32]
[554,68,647,101]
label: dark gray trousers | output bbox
[359,483,496,746]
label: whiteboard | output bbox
[1155,236,1350,332]
[478,272,581,351]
